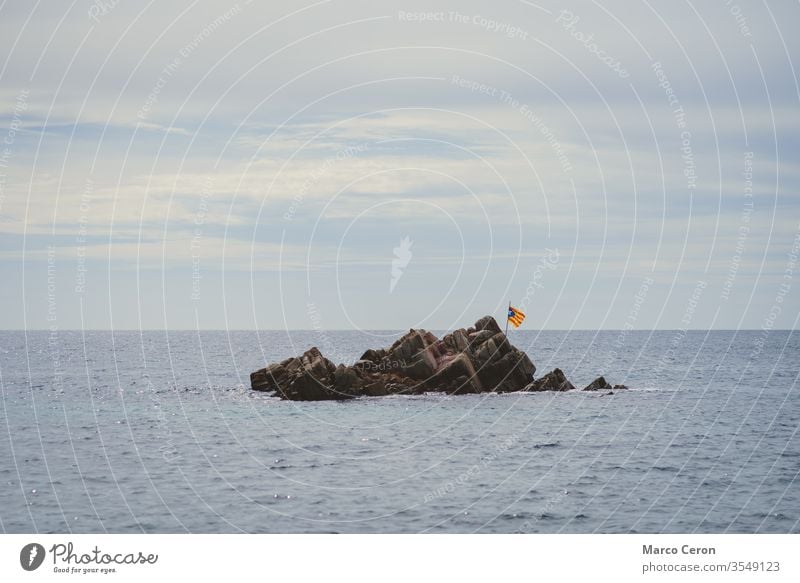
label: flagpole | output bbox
[505,301,510,336]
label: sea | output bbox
[1,329,798,533]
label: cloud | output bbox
[1,0,798,328]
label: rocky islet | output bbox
[250,315,628,401]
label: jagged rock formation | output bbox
[250,315,627,401]
[582,376,630,392]
[583,376,612,391]
[523,368,576,392]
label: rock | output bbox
[359,348,386,363]
[250,315,538,400]
[453,329,470,352]
[249,317,635,401]
[248,317,624,401]
[427,352,482,394]
[401,357,436,380]
[474,315,502,335]
[362,379,389,397]
[250,362,284,392]
[477,351,536,393]
[332,364,363,392]
[583,376,612,391]
[442,329,470,353]
[468,329,495,351]
[524,368,576,392]
[582,377,629,392]
[387,329,434,362]
[264,347,359,401]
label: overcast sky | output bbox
[1,0,798,330]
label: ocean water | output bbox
[0,329,798,534]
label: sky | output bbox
[0,0,798,331]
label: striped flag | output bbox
[507,306,526,328]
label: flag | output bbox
[507,306,525,328]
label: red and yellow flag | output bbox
[507,306,525,328]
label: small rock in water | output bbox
[583,376,612,391]
[524,368,576,392]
